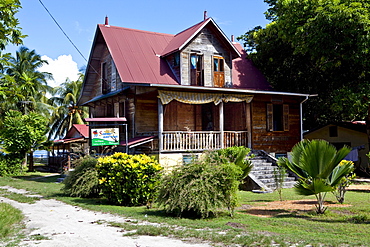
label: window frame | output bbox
[190,53,204,86]
[267,103,289,132]
[213,55,225,87]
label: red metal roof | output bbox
[232,43,272,91]
[72,124,89,138]
[85,117,127,122]
[99,24,179,85]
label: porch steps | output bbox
[248,150,297,191]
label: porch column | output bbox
[246,102,252,149]
[219,102,224,149]
[158,98,164,152]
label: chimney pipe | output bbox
[204,11,207,20]
[105,16,109,26]
[231,35,234,42]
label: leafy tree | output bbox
[0,110,49,172]
[239,0,370,130]
[48,73,88,140]
[278,139,353,214]
[0,0,25,50]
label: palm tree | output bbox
[5,46,53,116]
[49,73,88,140]
[278,139,354,214]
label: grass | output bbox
[0,202,24,246]
[1,172,370,246]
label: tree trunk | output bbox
[28,150,34,172]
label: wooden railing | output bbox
[224,131,248,147]
[161,131,248,152]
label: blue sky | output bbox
[8,0,271,86]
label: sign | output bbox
[91,128,119,146]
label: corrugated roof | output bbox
[232,43,272,91]
[99,24,179,85]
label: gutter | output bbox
[300,94,318,140]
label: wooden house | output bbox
[78,17,311,167]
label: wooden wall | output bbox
[251,94,301,154]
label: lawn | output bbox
[0,173,369,246]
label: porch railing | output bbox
[161,131,248,152]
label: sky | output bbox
[7,0,271,87]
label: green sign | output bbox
[91,128,119,146]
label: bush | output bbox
[62,156,100,198]
[157,150,243,218]
[215,146,253,180]
[96,153,162,206]
[0,153,23,176]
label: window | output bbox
[329,126,338,137]
[213,56,224,87]
[190,54,203,86]
[173,52,180,67]
[101,62,110,94]
[267,103,289,131]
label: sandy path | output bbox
[0,186,211,247]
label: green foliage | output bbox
[239,0,370,129]
[62,156,100,198]
[0,202,24,239]
[96,153,162,206]
[157,150,243,218]
[0,153,22,176]
[0,0,25,50]
[273,165,286,201]
[331,160,356,204]
[278,139,353,213]
[215,146,253,180]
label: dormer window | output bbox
[190,53,203,86]
[101,62,110,94]
[213,56,224,87]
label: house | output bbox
[78,16,311,167]
[49,124,89,171]
[304,121,369,175]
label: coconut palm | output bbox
[278,139,354,214]
[48,73,88,140]
[5,46,53,116]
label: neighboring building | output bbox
[304,121,369,173]
[78,16,311,167]
[49,124,89,171]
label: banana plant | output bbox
[278,139,353,214]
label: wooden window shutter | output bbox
[267,103,273,131]
[283,104,289,131]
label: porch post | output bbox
[219,102,224,149]
[158,98,164,152]
[246,102,252,149]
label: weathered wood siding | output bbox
[135,91,158,135]
[179,27,232,87]
[224,102,246,131]
[251,95,301,154]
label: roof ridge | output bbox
[172,18,209,37]
[98,24,174,37]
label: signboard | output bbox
[91,128,119,146]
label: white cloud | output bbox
[39,55,79,88]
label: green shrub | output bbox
[62,156,100,198]
[0,153,23,176]
[215,146,253,180]
[96,152,162,206]
[157,150,243,218]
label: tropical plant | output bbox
[0,110,49,172]
[62,156,100,198]
[278,139,353,214]
[157,150,243,218]
[96,153,162,206]
[273,165,287,201]
[331,160,355,204]
[215,146,253,180]
[2,47,52,117]
[48,73,88,140]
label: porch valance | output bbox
[158,90,254,105]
